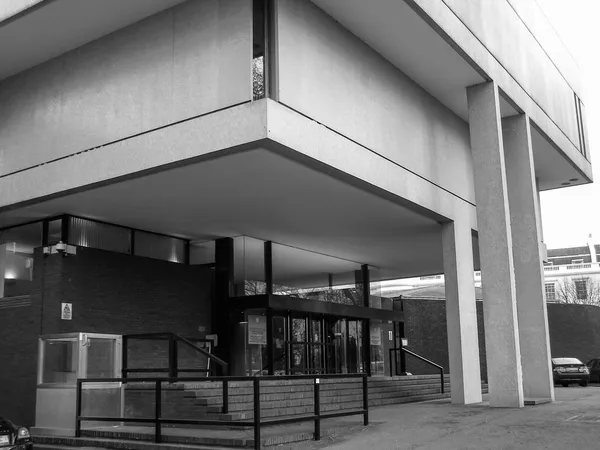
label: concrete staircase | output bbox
[34,375,488,449]
[124,374,476,422]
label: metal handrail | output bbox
[122,332,229,377]
[389,347,445,394]
[75,374,368,450]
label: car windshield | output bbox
[552,358,583,365]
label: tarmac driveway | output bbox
[283,386,600,450]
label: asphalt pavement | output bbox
[282,385,600,450]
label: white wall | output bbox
[444,0,581,153]
[276,0,475,204]
[0,0,252,177]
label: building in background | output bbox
[387,235,600,306]
[0,0,592,426]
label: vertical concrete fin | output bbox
[467,82,524,408]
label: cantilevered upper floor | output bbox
[0,0,592,238]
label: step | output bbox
[34,435,248,450]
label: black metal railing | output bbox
[75,374,368,450]
[389,348,445,394]
[122,332,229,377]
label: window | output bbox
[572,259,584,265]
[545,283,556,301]
[68,217,131,254]
[574,94,589,159]
[575,278,588,301]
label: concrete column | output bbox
[466,82,524,408]
[503,114,554,402]
[442,218,482,404]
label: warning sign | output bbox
[61,302,72,320]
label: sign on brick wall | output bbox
[61,302,72,320]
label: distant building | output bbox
[386,235,600,304]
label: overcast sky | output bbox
[536,0,600,248]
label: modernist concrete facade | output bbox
[0,0,593,424]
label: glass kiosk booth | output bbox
[33,333,122,436]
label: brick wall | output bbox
[402,299,600,381]
[0,246,213,426]
[402,299,487,380]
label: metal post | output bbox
[75,380,82,437]
[362,375,369,426]
[389,349,393,377]
[440,368,445,394]
[253,378,261,450]
[223,380,229,414]
[266,308,274,375]
[361,265,372,377]
[155,381,162,443]
[264,241,273,295]
[314,378,321,440]
[121,336,128,380]
[168,335,177,378]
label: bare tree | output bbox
[554,277,600,305]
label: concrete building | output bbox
[0,0,592,426]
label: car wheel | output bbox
[561,383,569,387]
[580,381,588,387]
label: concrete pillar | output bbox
[466,82,524,408]
[442,218,482,404]
[503,114,554,401]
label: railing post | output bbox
[222,380,229,414]
[253,378,261,450]
[362,375,369,426]
[155,380,162,443]
[169,335,178,378]
[122,336,128,381]
[313,378,321,441]
[440,368,445,394]
[75,380,82,437]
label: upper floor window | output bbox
[575,278,588,301]
[545,282,556,301]
[574,94,588,159]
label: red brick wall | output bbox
[0,246,213,426]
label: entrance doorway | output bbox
[239,310,381,376]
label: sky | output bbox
[536,0,600,248]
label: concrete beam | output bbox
[503,114,554,402]
[467,81,524,408]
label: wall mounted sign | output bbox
[248,315,267,345]
[61,302,72,320]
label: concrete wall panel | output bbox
[443,0,580,151]
[276,0,475,204]
[0,0,252,177]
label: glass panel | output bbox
[86,338,116,379]
[134,231,186,263]
[273,316,287,375]
[246,311,268,376]
[310,318,323,373]
[369,320,385,376]
[69,217,131,254]
[233,236,266,296]
[326,318,346,374]
[42,338,79,384]
[190,240,215,265]
[348,320,364,373]
[290,316,306,373]
[47,218,63,245]
[272,242,363,305]
[0,222,42,299]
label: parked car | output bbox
[586,357,600,383]
[552,357,590,387]
[0,417,32,450]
